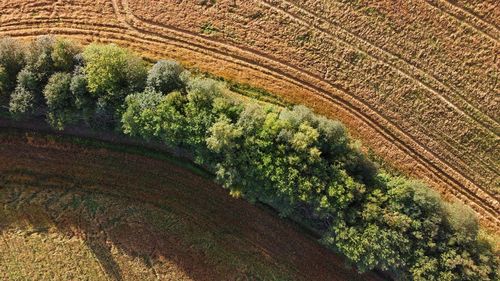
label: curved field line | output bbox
[424,0,500,42]
[116,1,500,181]
[261,0,499,135]
[258,0,500,180]
[116,0,500,224]
[88,3,500,223]
[4,23,500,229]
[0,170,340,281]
[116,0,500,199]
[8,7,500,221]
[1,16,499,228]
[5,4,497,183]
[440,0,500,35]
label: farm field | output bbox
[1,0,497,230]
[0,130,382,281]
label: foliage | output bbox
[51,38,82,72]
[9,87,35,118]
[0,37,25,100]
[43,72,76,129]
[70,70,94,124]
[9,68,38,118]
[25,36,56,83]
[0,65,6,100]
[82,43,148,108]
[146,60,184,94]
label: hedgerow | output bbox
[0,36,497,281]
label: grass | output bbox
[200,22,220,35]
[190,69,292,107]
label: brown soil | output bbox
[0,130,383,281]
[0,0,498,231]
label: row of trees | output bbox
[0,36,497,281]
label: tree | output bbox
[9,87,35,118]
[51,38,81,72]
[44,73,73,109]
[0,66,6,104]
[70,70,94,124]
[146,60,184,94]
[0,37,25,100]
[122,90,165,139]
[9,68,38,118]
[82,43,148,108]
[206,116,242,153]
[43,72,75,129]
[25,36,56,83]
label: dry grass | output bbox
[0,131,381,281]
[0,0,498,231]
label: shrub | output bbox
[70,71,94,124]
[9,86,35,118]
[0,65,6,102]
[25,36,56,83]
[122,90,166,139]
[10,68,39,117]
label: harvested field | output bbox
[0,0,498,231]
[0,130,382,281]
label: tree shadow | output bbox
[0,138,384,281]
[86,238,124,281]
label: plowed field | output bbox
[0,0,498,230]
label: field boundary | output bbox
[0,0,498,231]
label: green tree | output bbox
[82,43,148,108]
[43,72,75,129]
[122,90,166,140]
[25,36,56,83]
[0,37,25,101]
[0,65,6,103]
[9,87,35,118]
[51,38,81,72]
[206,116,243,153]
[70,71,94,124]
[146,60,184,94]
[9,68,38,118]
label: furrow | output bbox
[1,16,498,229]
[115,0,500,206]
[424,0,500,42]
[265,0,499,138]
[257,0,500,185]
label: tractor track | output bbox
[0,137,374,281]
[113,0,500,188]
[424,0,500,42]
[262,0,499,135]
[0,0,498,230]
[116,0,500,219]
[1,20,500,229]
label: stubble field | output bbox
[0,130,382,281]
[0,0,498,230]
